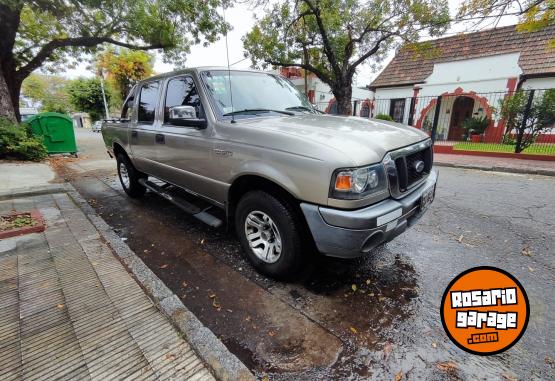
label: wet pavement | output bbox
[56,129,555,380]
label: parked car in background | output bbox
[92,121,103,133]
[102,68,437,278]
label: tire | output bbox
[116,153,146,198]
[235,190,304,279]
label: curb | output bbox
[434,162,555,177]
[0,183,70,201]
[65,185,255,381]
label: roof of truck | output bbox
[140,67,266,82]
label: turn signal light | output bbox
[335,173,352,191]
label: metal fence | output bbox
[319,88,555,156]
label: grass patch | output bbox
[453,142,555,155]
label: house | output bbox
[277,67,374,116]
[368,25,555,142]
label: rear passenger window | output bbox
[164,76,202,122]
[138,81,159,123]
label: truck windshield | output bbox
[200,70,316,119]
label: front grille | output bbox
[388,141,433,195]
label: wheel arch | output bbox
[227,174,301,223]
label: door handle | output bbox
[155,134,165,144]
[131,130,138,138]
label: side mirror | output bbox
[168,105,207,129]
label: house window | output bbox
[389,98,406,123]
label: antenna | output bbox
[222,5,236,124]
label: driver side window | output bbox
[164,76,203,123]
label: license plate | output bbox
[420,185,435,211]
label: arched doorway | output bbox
[448,96,475,140]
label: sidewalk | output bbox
[0,162,253,381]
[434,153,555,176]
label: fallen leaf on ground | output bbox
[378,296,386,302]
[365,279,372,285]
[200,239,205,244]
[268,331,276,336]
[521,247,532,256]
[181,281,188,288]
[431,342,437,348]
[382,342,393,362]
[350,326,358,334]
[501,373,517,381]
[165,353,176,361]
[160,264,168,269]
[528,266,535,272]
[369,292,375,297]
[395,370,403,381]
[457,234,464,243]
[351,284,357,292]
[436,361,459,374]
[57,304,65,309]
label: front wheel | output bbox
[235,191,304,279]
[116,154,146,198]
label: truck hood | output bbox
[238,114,429,165]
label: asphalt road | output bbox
[60,129,555,380]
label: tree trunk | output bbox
[333,84,353,116]
[0,4,22,122]
[0,65,17,122]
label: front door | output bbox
[155,75,219,202]
[448,96,474,141]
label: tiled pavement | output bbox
[0,192,215,381]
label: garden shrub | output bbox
[0,117,47,161]
[375,113,394,121]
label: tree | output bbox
[458,0,555,46]
[0,0,228,122]
[67,78,113,121]
[499,89,555,153]
[97,48,154,101]
[21,73,72,113]
[243,0,450,115]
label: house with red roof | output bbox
[368,25,555,142]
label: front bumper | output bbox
[300,169,438,258]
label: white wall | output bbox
[372,87,414,123]
[520,77,555,90]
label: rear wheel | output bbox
[235,191,304,278]
[116,153,146,198]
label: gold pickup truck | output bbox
[102,68,437,278]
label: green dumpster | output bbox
[26,112,77,154]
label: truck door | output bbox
[155,75,220,203]
[130,80,162,174]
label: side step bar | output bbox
[138,179,223,228]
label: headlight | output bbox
[330,163,388,199]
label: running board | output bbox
[138,179,223,228]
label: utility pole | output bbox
[99,69,110,120]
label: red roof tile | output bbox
[370,25,555,88]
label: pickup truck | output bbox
[102,67,437,278]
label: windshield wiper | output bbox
[223,108,294,116]
[285,106,315,113]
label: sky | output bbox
[61,1,518,87]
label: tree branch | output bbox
[16,36,166,79]
[348,33,393,73]
[301,0,342,77]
